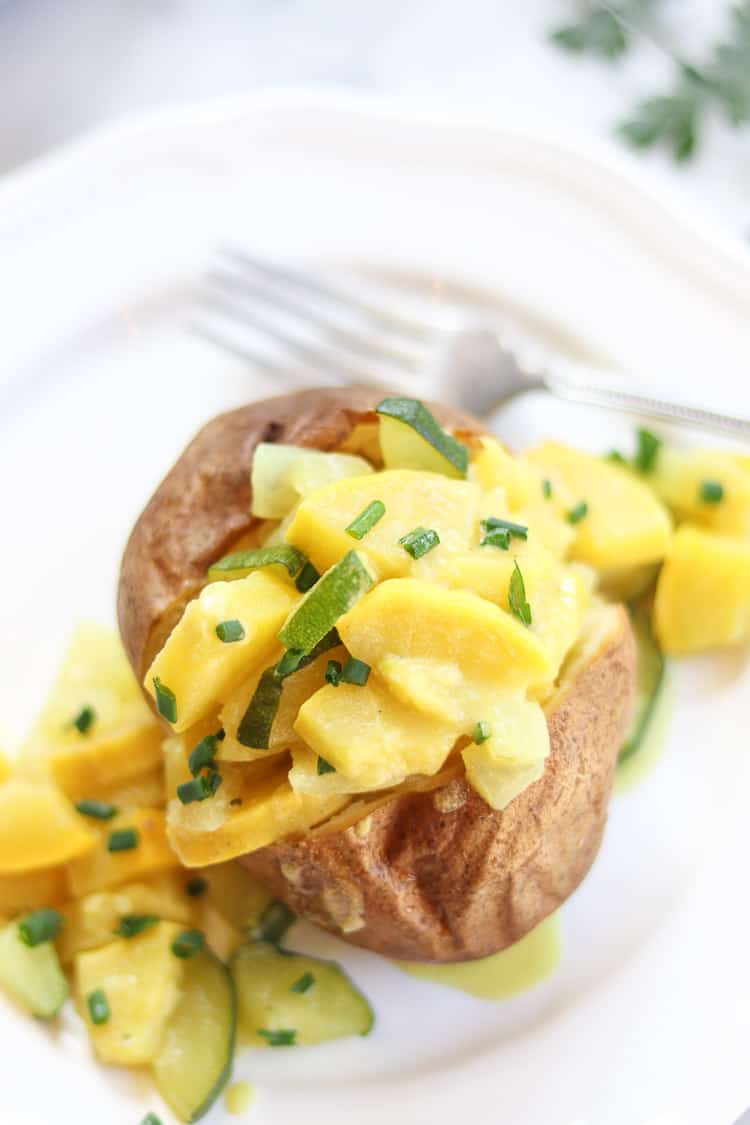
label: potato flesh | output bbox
[145,571,298,732]
[251,442,373,518]
[654,525,750,654]
[462,692,550,809]
[527,440,673,568]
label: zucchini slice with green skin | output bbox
[278,550,374,655]
[618,603,665,766]
[231,941,374,1047]
[376,397,469,479]
[0,920,68,1019]
[152,950,236,1123]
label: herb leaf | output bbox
[508,561,532,627]
[549,7,629,59]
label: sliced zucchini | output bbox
[0,919,68,1018]
[376,397,469,479]
[207,545,307,583]
[153,949,236,1123]
[619,603,665,765]
[278,551,375,655]
[231,941,373,1046]
[251,444,373,519]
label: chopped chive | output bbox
[188,734,219,776]
[87,989,110,1026]
[566,501,589,525]
[699,479,724,504]
[325,659,342,686]
[341,657,370,686]
[276,649,305,677]
[480,527,510,550]
[171,930,205,959]
[72,705,95,734]
[399,526,440,560]
[317,756,336,775]
[606,449,628,465]
[481,517,528,540]
[185,876,208,898]
[634,428,661,473]
[508,561,532,627]
[75,798,118,820]
[258,1028,297,1047]
[107,828,139,853]
[473,721,492,744]
[207,544,307,581]
[295,561,320,592]
[252,901,295,945]
[115,914,158,939]
[542,478,553,498]
[346,500,386,540]
[215,619,245,643]
[290,971,315,994]
[153,677,177,724]
[177,771,222,804]
[18,908,62,947]
[140,1116,163,1125]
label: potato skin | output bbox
[118,387,481,682]
[240,607,635,962]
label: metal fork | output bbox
[192,250,750,438]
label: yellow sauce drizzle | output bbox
[396,912,560,999]
[224,1081,255,1115]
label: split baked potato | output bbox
[118,387,639,962]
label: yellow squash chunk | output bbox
[286,469,480,577]
[648,447,750,538]
[0,751,9,785]
[67,808,178,897]
[289,744,374,796]
[167,752,347,866]
[654,525,750,654]
[295,675,460,788]
[58,873,196,964]
[145,571,298,732]
[0,866,70,914]
[75,920,184,1065]
[93,766,167,809]
[462,693,550,810]
[218,645,345,763]
[527,441,672,568]
[0,780,96,874]
[338,578,551,692]
[19,624,162,783]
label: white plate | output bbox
[1,91,749,1125]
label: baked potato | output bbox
[118,387,638,962]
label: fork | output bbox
[192,250,750,438]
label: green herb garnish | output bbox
[87,989,110,1026]
[258,1028,297,1047]
[176,772,222,804]
[481,516,529,540]
[480,527,510,550]
[346,500,386,540]
[290,972,315,994]
[295,561,320,592]
[185,876,208,898]
[115,914,158,939]
[508,561,532,627]
[107,828,139,853]
[171,930,205,959]
[341,657,370,686]
[634,428,662,473]
[188,733,220,776]
[699,479,724,504]
[325,660,342,686]
[153,677,178,724]
[140,1115,163,1125]
[207,544,307,582]
[72,705,96,734]
[606,450,628,465]
[399,527,440,560]
[473,721,492,744]
[566,501,589,525]
[549,6,628,59]
[18,908,62,947]
[252,901,296,945]
[542,478,553,499]
[215,619,245,643]
[75,798,118,820]
[317,756,336,775]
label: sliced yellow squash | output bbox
[0,780,96,874]
[67,808,178,897]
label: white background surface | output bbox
[2,0,750,241]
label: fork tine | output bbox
[207,266,424,373]
[193,288,396,391]
[220,249,436,342]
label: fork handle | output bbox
[544,369,750,441]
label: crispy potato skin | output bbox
[119,387,636,962]
[240,607,636,961]
[118,388,482,682]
